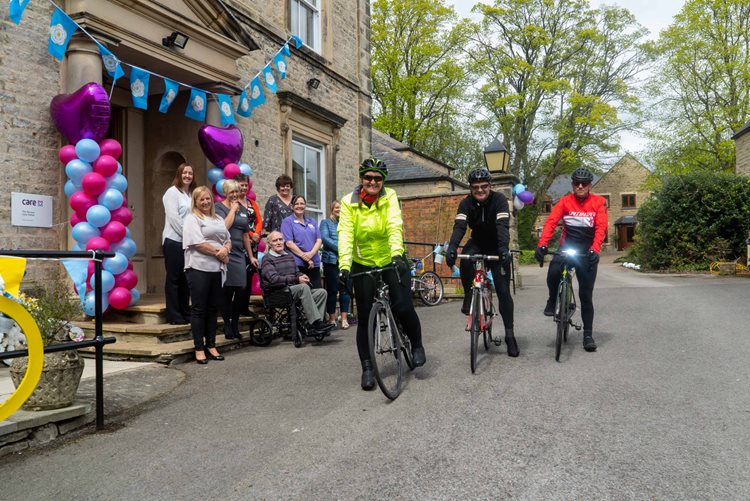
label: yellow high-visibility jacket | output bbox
[338,186,404,271]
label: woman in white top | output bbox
[162,163,195,325]
[183,186,231,364]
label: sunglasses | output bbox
[363,174,384,182]
[471,183,490,191]
[573,181,591,187]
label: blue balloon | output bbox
[104,252,128,275]
[64,180,79,197]
[215,179,225,195]
[207,167,224,185]
[72,242,84,251]
[111,238,136,259]
[83,290,109,317]
[98,188,124,210]
[125,227,131,239]
[239,163,252,177]
[129,288,141,306]
[116,161,123,174]
[257,251,264,264]
[106,173,128,193]
[89,270,115,292]
[86,204,111,228]
[65,159,92,184]
[75,139,101,163]
[72,222,100,243]
[513,183,526,195]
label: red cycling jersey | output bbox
[538,192,608,253]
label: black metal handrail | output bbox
[0,249,117,429]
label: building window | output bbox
[622,193,636,208]
[602,195,610,208]
[543,201,552,213]
[292,138,325,223]
[290,0,320,52]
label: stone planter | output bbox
[9,350,85,411]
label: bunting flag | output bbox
[262,64,278,94]
[236,89,252,118]
[292,35,303,49]
[281,43,291,57]
[185,88,207,121]
[217,94,236,125]
[48,7,78,61]
[9,0,31,25]
[61,259,88,306]
[129,67,150,110]
[98,44,125,85]
[159,78,179,113]
[249,75,266,109]
[273,53,287,80]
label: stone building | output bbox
[733,121,750,176]
[0,0,372,292]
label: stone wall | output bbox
[736,133,750,176]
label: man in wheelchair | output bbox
[260,231,335,338]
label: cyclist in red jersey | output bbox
[535,168,608,352]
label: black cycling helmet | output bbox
[467,167,492,184]
[571,168,594,184]
[359,157,388,180]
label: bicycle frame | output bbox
[469,260,492,331]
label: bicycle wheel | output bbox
[563,283,572,343]
[248,318,273,346]
[397,318,414,370]
[418,271,444,306]
[483,288,493,351]
[368,302,403,400]
[555,282,567,362]
[470,288,480,373]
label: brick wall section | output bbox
[736,134,750,176]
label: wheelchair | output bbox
[247,286,329,348]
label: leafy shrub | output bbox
[632,172,750,270]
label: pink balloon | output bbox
[81,172,107,197]
[214,194,225,203]
[198,124,243,167]
[114,270,138,290]
[99,139,122,159]
[101,221,126,243]
[257,239,266,253]
[70,191,97,214]
[87,260,96,277]
[121,195,128,207]
[59,145,78,164]
[70,212,83,227]
[110,206,133,226]
[248,191,256,201]
[126,260,133,271]
[93,154,118,177]
[250,273,262,296]
[86,237,111,251]
[108,287,132,310]
[223,163,240,179]
[49,82,111,144]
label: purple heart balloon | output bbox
[198,124,244,168]
[50,82,111,144]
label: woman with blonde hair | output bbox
[182,186,231,364]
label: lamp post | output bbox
[483,137,510,173]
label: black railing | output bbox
[0,249,117,429]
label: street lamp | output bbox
[483,137,510,173]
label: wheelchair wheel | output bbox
[249,318,273,346]
[293,332,303,348]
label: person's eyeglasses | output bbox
[471,183,490,191]
[573,181,591,187]
[363,175,384,182]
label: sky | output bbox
[447,1,687,155]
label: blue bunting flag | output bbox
[9,0,31,25]
[217,94,236,125]
[48,8,78,61]
[249,75,266,109]
[262,64,278,94]
[236,89,252,118]
[159,79,179,113]
[273,53,288,80]
[129,67,150,110]
[185,88,207,121]
[98,44,124,85]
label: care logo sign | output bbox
[11,192,53,228]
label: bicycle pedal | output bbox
[573,323,582,331]
[492,339,502,346]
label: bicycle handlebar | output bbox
[349,264,397,279]
[458,254,500,261]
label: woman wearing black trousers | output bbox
[182,186,231,364]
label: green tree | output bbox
[371,0,478,172]
[647,0,750,174]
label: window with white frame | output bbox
[292,138,325,223]
[290,0,320,52]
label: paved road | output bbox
[2,263,749,500]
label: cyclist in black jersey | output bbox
[446,168,518,357]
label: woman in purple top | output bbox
[280,195,322,289]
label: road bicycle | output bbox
[409,258,444,306]
[546,249,582,362]
[458,253,503,373]
[352,266,414,400]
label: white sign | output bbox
[11,192,53,228]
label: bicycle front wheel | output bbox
[418,271,444,306]
[470,289,480,373]
[483,288,493,351]
[555,282,567,362]
[368,302,403,400]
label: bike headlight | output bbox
[564,249,577,256]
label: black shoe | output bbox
[205,349,225,361]
[505,329,519,357]
[195,351,208,364]
[543,299,555,317]
[583,334,597,352]
[312,320,335,334]
[361,360,375,390]
[412,346,426,367]
[169,317,189,325]
[461,295,471,315]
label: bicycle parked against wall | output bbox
[409,257,444,306]
[352,266,414,400]
[458,253,503,373]
[544,249,582,362]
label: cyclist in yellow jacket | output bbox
[338,158,426,391]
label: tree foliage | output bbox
[631,172,750,270]
[647,0,750,174]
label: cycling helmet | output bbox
[359,157,388,180]
[467,168,492,184]
[571,168,594,184]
